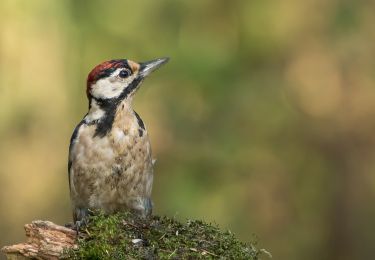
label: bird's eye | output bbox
[119,69,131,78]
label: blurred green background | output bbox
[1,0,375,259]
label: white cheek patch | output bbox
[91,79,124,99]
[90,69,137,99]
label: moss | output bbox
[65,212,269,259]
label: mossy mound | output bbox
[65,212,268,259]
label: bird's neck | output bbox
[86,99,106,123]
[85,99,134,137]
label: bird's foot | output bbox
[143,197,153,218]
[72,208,92,236]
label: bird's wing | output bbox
[68,119,85,191]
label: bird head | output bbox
[86,57,169,103]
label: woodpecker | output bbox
[68,57,169,223]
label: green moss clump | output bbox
[65,212,268,259]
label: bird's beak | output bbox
[139,57,169,78]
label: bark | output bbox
[1,221,76,260]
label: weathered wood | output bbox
[1,221,77,260]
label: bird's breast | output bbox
[73,114,151,168]
[70,111,153,203]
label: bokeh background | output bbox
[1,0,374,259]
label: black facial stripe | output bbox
[93,98,118,137]
[118,77,143,99]
[92,76,144,138]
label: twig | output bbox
[168,248,177,258]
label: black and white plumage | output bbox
[68,58,169,223]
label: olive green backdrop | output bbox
[1,0,374,259]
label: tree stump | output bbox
[1,221,76,260]
[1,213,267,259]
